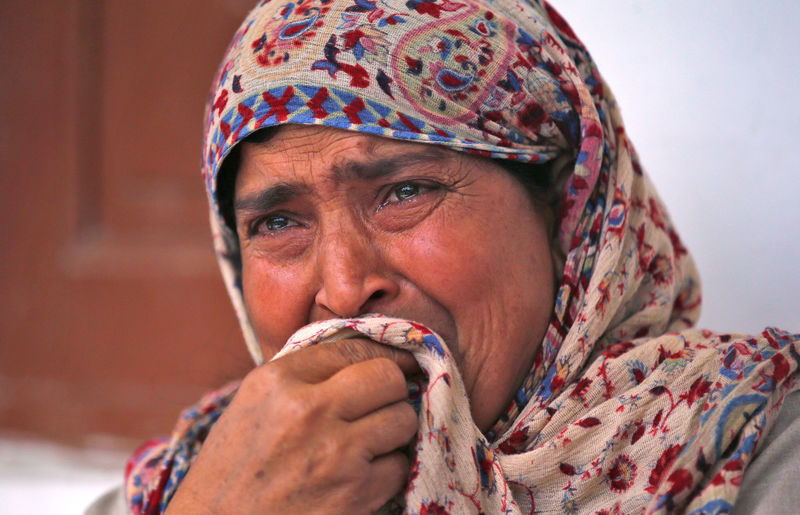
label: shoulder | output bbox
[733,389,800,513]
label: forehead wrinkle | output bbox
[332,146,454,182]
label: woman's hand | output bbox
[165,338,420,514]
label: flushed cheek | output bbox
[243,261,314,359]
[395,193,548,349]
[394,222,502,339]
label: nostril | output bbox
[368,290,385,302]
[359,289,387,315]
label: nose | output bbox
[313,224,400,319]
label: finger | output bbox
[327,358,410,420]
[351,400,418,458]
[333,338,421,376]
[362,451,410,513]
[279,338,420,384]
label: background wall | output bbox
[1,1,798,452]
[0,1,255,446]
[557,1,800,334]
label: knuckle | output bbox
[316,433,346,462]
[395,402,419,437]
[282,387,326,424]
[239,366,271,397]
[399,401,418,426]
[248,360,290,390]
[243,365,327,423]
[310,434,358,479]
[281,390,307,418]
[370,358,406,393]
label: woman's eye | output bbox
[392,183,421,201]
[380,182,432,210]
[374,179,446,231]
[251,214,297,235]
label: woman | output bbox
[112,0,799,512]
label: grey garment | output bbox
[84,485,127,515]
[82,392,800,515]
[732,390,800,515]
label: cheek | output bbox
[404,199,547,297]
[394,212,525,325]
[401,229,489,304]
[241,259,312,359]
[392,191,553,363]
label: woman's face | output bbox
[233,124,554,430]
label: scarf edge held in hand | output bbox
[126,320,800,514]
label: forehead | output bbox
[234,124,459,188]
[250,124,390,157]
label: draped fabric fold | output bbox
[126,317,799,513]
[125,0,800,512]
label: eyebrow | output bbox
[234,182,307,214]
[233,147,452,215]
[332,147,450,182]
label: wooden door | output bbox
[0,1,256,444]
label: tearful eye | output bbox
[250,214,297,235]
[393,182,421,201]
[375,179,446,219]
[265,216,290,230]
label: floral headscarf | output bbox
[126,0,800,512]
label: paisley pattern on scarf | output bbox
[125,0,800,513]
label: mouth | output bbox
[355,312,463,372]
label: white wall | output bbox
[555,1,800,334]
[0,438,127,515]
